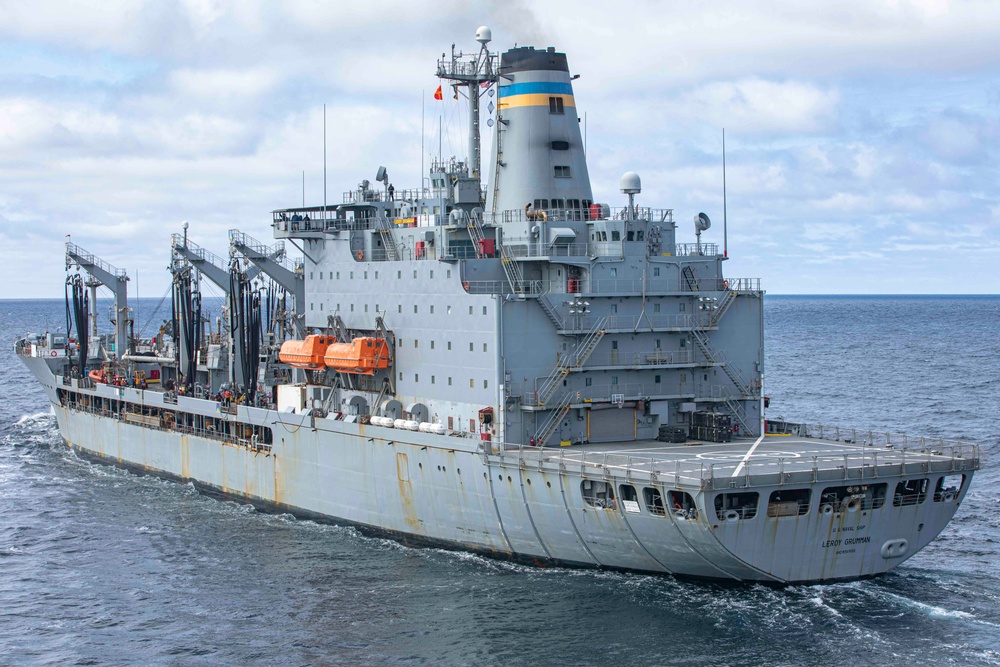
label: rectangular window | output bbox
[448,377,452,386]
[319,272,323,279]
[375,271,378,279]
[310,272,314,280]
[447,341,452,351]
[653,303,661,313]
[470,379,475,388]
[431,376,435,384]
[430,270,434,279]
[653,267,660,277]
[413,270,417,279]
[548,96,564,114]
[611,304,618,313]
[447,305,452,315]
[364,304,368,312]
[363,271,367,279]
[447,270,451,279]
[483,306,488,315]
[398,305,402,314]
[483,380,488,389]
[397,271,401,279]
[470,419,476,432]
[680,303,686,312]
[611,376,618,385]
[414,305,418,314]
[554,166,571,178]
[414,374,418,382]
[470,342,474,352]
[414,339,418,348]
[585,377,592,387]
[483,343,488,352]
[469,306,473,315]
[448,416,454,429]
[431,340,435,350]
[336,272,340,280]
[610,268,617,277]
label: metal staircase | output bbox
[710,289,737,325]
[691,329,755,398]
[536,294,565,330]
[534,319,606,406]
[467,210,528,296]
[374,214,399,261]
[682,265,700,291]
[532,393,572,447]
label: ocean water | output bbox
[1,295,998,667]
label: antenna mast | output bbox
[436,27,498,180]
[723,128,728,259]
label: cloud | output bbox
[0,1,998,297]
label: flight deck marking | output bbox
[731,432,767,477]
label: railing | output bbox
[588,349,696,367]
[229,230,303,275]
[503,241,624,259]
[488,207,674,225]
[556,313,711,333]
[65,242,127,279]
[674,243,720,257]
[486,428,982,491]
[170,234,229,271]
[517,381,647,408]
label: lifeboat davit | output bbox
[278,335,336,370]
[324,337,390,375]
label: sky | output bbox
[0,0,998,299]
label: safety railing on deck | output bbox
[66,242,128,278]
[485,428,982,491]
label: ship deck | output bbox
[489,427,981,491]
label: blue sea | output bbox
[1,295,998,666]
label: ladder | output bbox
[710,289,737,325]
[533,393,572,447]
[534,318,606,406]
[691,329,755,398]
[682,265,700,291]
[724,397,756,435]
[375,215,399,261]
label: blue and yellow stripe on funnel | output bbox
[498,81,575,109]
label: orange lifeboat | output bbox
[323,337,390,375]
[278,335,336,370]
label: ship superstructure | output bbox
[15,28,980,583]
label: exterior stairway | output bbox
[532,394,572,447]
[374,215,399,261]
[534,318,606,406]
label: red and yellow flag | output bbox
[433,85,443,101]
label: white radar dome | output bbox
[620,172,641,194]
[476,26,492,44]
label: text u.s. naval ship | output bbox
[16,28,981,583]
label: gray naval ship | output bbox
[15,27,981,583]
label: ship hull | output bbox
[25,353,973,585]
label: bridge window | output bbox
[715,492,759,521]
[548,97,564,114]
[767,489,810,517]
[554,166,571,178]
[551,140,569,150]
[581,479,615,509]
